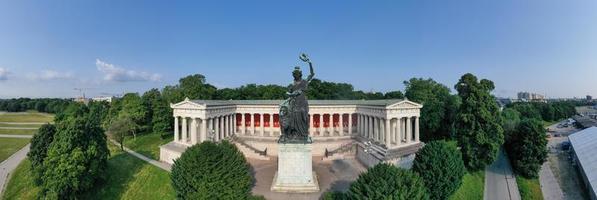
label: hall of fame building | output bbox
[160,98,423,168]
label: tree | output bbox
[384,91,404,99]
[107,116,135,150]
[404,78,456,141]
[39,105,109,199]
[346,163,429,200]
[171,141,252,199]
[152,96,172,135]
[501,108,521,139]
[119,93,147,137]
[142,88,162,129]
[505,118,548,178]
[28,123,56,185]
[454,73,504,171]
[412,141,466,200]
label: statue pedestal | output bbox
[271,143,319,193]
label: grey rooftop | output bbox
[190,99,406,107]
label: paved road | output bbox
[0,134,33,139]
[0,127,38,130]
[484,148,521,200]
[0,122,45,125]
[0,144,30,196]
[539,162,564,200]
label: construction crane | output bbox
[73,88,95,99]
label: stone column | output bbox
[241,113,246,135]
[174,116,179,142]
[415,117,420,142]
[309,114,314,136]
[233,114,237,135]
[191,118,198,144]
[385,118,391,148]
[225,115,230,138]
[367,116,372,139]
[260,113,264,136]
[201,118,207,143]
[182,117,188,143]
[339,114,344,136]
[406,117,411,143]
[348,113,353,136]
[270,113,275,136]
[373,117,378,141]
[207,118,213,141]
[328,114,333,136]
[249,114,254,135]
[319,114,323,136]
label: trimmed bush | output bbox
[346,163,429,200]
[412,141,466,200]
[171,141,252,199]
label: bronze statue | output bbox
[279,53,315,143]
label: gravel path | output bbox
[0,134,33,139]
[108,139,171,171]
[540,162,565,200]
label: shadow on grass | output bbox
[81,151,146,200]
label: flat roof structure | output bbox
[569,126,597,200]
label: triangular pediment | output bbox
[170,98,205,109]
[387,100,423,109]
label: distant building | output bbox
[73,97,90,105]
[517,91,546,102]
[588,95,593,101]
[92,96,114,103]
[569,127,597,200]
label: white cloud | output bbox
[28,70,74,81]
[0,68,9,81]
[96,59,161,82]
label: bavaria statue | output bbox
[278,53,315,143]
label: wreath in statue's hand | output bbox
[299,53,310,63]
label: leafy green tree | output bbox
[107,115,135,150]
[404,78,457,141]
[119,93,148,137]
[501,108,521,139]
[384,91,404,99]
[454,73,504,171]
[505,118,548,178]
[346,163,429,200]
[412,141,466,200]
[39,105,109,199]
[142,88,161,129]
[152,95,172,135]
[28,123,56,185]
[171,141,252,199]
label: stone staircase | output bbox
[322,141,356,161]
[229,136,270,161]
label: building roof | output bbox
[189,99,408,107]
[569,126,597,196]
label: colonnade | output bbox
[235,113,357,137]
[356,114,419,148]
[173,114,236,145]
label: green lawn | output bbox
[0,138,30,162]
[516,176,543,200]
[0,129,37,135]
[0,112,54,123]
[123,133,173,160]
[449,171,485,200]
[2,143,175,200]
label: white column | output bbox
[201,118,207,143]
[385,118,391,147]
[373,117,378,141]
[191,118,198,144]
[233,114,237,135]
[328,114,332,136]
[348,114,353,136]
[207,118,213,141]
[182,117,188,143]
[406,117,411,143]
[309,114,314,136]
[225,115,229,138]
[269,114,274,136]
[174,116,179,142]
[366,116,371,139]
[415,117,420,142]
[249,114,254,135]
[241,113,246,135]
[319,114,323,136]
[260,113,264,136]
[339,114,344,136]
[359,114,363,136]
[230,115,234,136]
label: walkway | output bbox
[539,162,564,200]
[484,148,521,200]
[0,127,37,130]
[0,122,45,125]
[108,140,171,171]
[0,134,33,139]
[0,144,30,196]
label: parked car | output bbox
[561,141,571,150]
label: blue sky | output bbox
[0,1,596,99]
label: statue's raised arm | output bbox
[300,53,315,82]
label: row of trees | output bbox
[0,98,74,113]
[28,103,110,199]
[506,101,576,122]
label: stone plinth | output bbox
[271,143,319,193]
